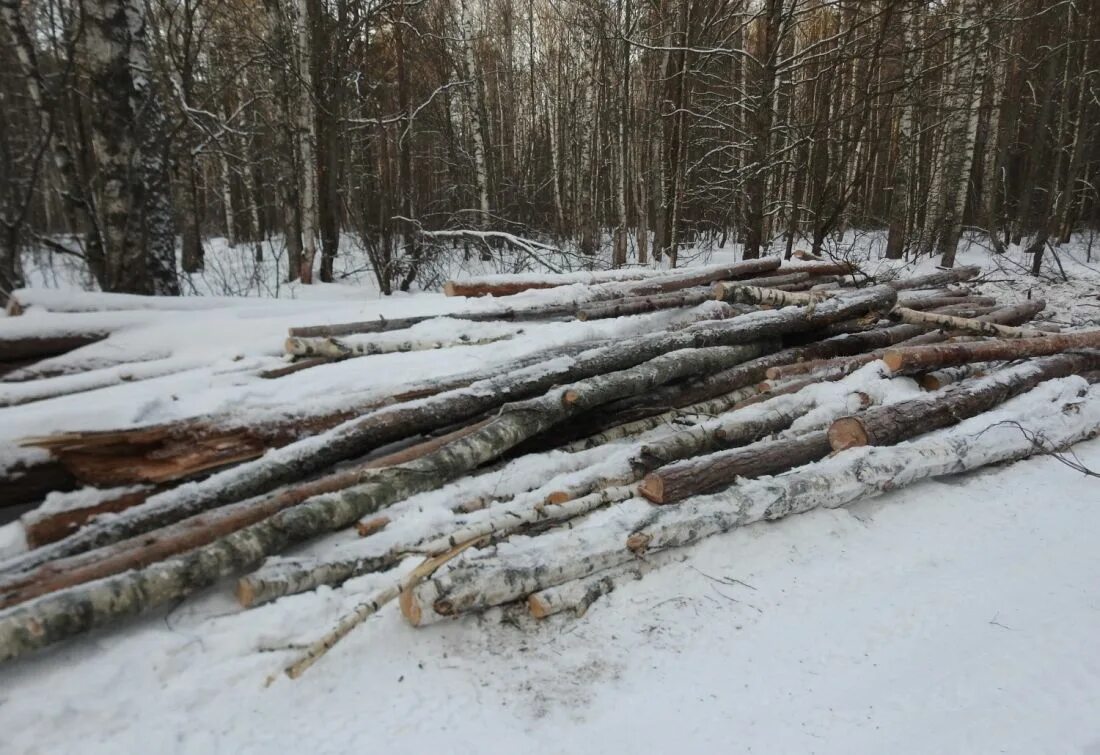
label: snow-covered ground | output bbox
[2,233,1100,753]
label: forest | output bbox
[1,0,1098,300]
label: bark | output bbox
[21,486,154,547]
[882,332,1100,373]
[639,431,832,504]
[575,289,712,321]
[828,353,1100,451]
[711,283,825,308]
[0,332,109,363]
[917,364,986,391]
[893,295,995,311]
[284,333,512,360]
[886,266,980,290]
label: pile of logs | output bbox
[1,258,1098,680]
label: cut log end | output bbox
[442,282,459,297]
[636,475,666,504]
[882,350,904,372]
[356,516,390,538]
[543,491,572,505]
[527,593,552,619]
[236,578,257,609]
[626,532,651,553]
[827,416,870,451]
[561,389,581,406]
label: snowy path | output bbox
[2,437,1098,754]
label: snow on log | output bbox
[575,289,711,321]
[828,353,1100,451]
[710,283,825,307]
[284,332,513,359]
[21,486,154,548]
[528,558,658,619]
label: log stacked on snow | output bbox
[1,256,1098,674]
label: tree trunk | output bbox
[639,431,833,504]
[882,331,1100,373]
[828,353,1099,450]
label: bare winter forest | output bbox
[2,0,1099,301]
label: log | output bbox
[21,486,155,547]
[711,283,825,307]
[889,307,1044,338]
[528,559,655,619]
[828,353,1100,451]
[885,266,981,290]
[882,331,1100,373]
[444,258,781,297]
[638,432,833,504]
[4,287,894,576]
[0,456,77,509]
[894,295,997,311]
[285,332,513,359]
[589,320,919,427]
[917,364,987,391]
[402,378,1098,624]
[575,288,711,321]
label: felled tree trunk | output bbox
[882,331,1100,372]
[639,431,833,504]
[284,333,512,359]
[576,289,712,321]
[889,307,1043,338]
[886,266,980,290]
[829,353,1099,450]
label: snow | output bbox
[2,232,1100,752]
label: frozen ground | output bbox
[1,233,1100,753]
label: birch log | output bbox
[882,332,1100,372]
[828,353,1100,451]
[889,307,1044,338]
[638,432,833,504]
[886,266,981,290]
